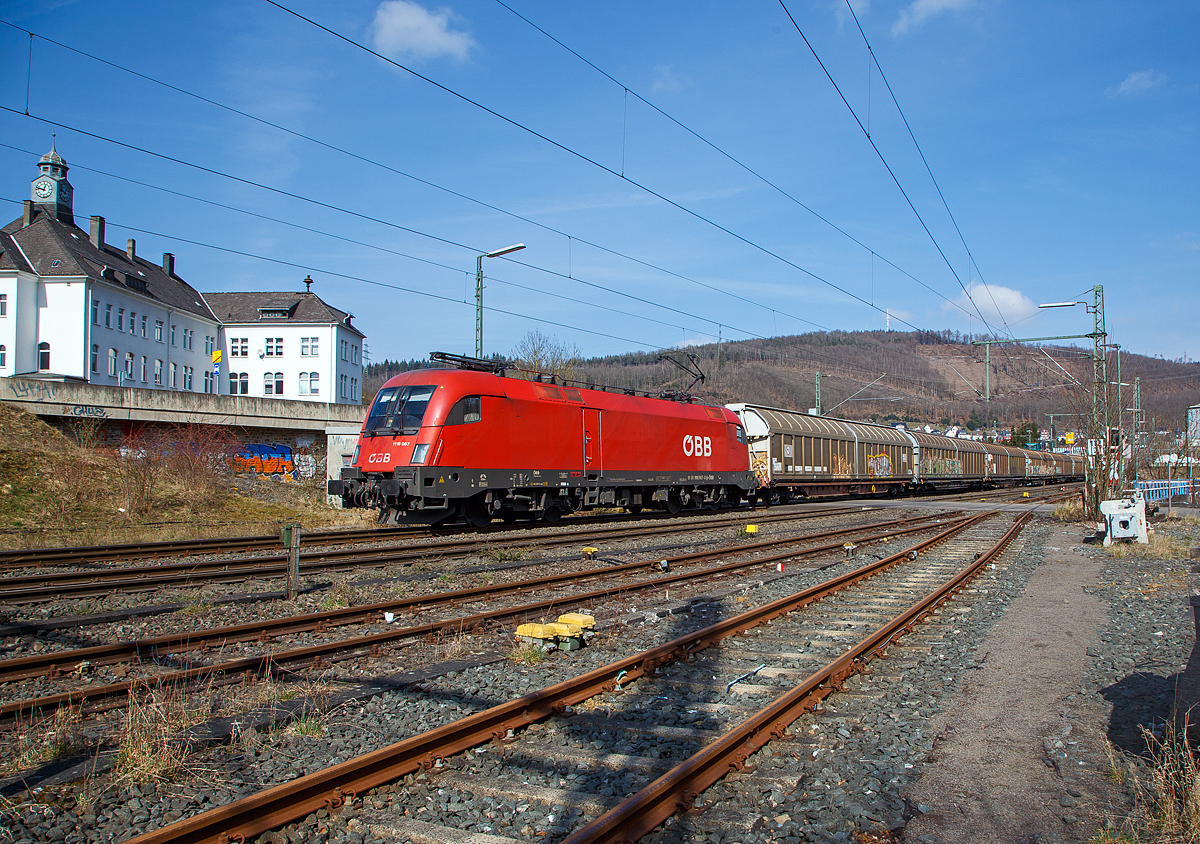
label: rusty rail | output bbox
[121,514,989,844]
[560,511,1033,844]
[0,513,972,718]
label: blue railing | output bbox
[1133,479,1196,503]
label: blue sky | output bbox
[1,1,1196,366]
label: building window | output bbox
[183,365,193,390]
[170,324,176,346]
[155,320,164,342]
[230,338,248,357]
[91,344,98,373]
[129,311,136,335]
[299,372,309,396]
[340,373,347,398]
[351,377,358,400]
[170,362,177,388]
[203,370,212,393]
[341,339,348,361]
[183,328,194,351]
[154,359,163,385]
[263,371,284,395]
[309,371,319,395]
[37,342,49,371]
[92,299,99,325]
[108,348,117,377]
[117,308,124,332]
[229,373,248,395]
[140,356,147,382]
[105,304,112,328]
[265,337,283,356]
[141,315,147,338]
[0,293,7,316]
[352,345,358,365]
[301,337,320,356]
[0,345,6,368]
[124,352,134,378]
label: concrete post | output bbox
[282,521,301,600]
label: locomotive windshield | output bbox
[363,385,436,436]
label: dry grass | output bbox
[113,687,205,785]
[482,544,526,564]
[1105,533,1189,561]
[1106,726,1200,843]
[510,642,550,665]
[0,705,86,776]
[1053,499,1086,521]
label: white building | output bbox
[0,146,363,405]
[205,286,364,405]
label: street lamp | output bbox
[475,243,526,359]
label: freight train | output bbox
[328,353,1084,525]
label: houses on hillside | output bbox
[0,145,364,405]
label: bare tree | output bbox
[510,329,582,381]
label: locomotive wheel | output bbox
[464,497,492,528]
[626,506,643,515]
[541,506,562,523]
[665,495,682,514]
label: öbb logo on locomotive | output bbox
[366,452,392,464]
[683,435,712,457]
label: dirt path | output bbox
[901,523,1124,844]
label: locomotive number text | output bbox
[683,435,712,457]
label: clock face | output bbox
[34,180,53,199]
[58,183,71,202]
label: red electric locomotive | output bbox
[330,353,755,525]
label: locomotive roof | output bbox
[381,367,739,420]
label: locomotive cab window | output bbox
[364,385,436,435]
[445,395,482,425]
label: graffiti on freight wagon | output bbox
[866,453,893,478]
[232,443,317,480]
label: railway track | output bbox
[0,511,969,718]
[119,508,1027,844]
[0,506,867,604]
[0,482,1078,571]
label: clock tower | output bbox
[30,141,74,225]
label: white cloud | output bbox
[945,282,1036,326]
[1107,69,1166,97]
[891,0,974,36]
[651,65,681,94]
[370,1,474,62]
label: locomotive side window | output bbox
[445,395,482,425]
[364,385,436,435]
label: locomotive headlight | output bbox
[411,443,430,464]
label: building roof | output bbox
[202,291,364,337]
[0,208,217,322]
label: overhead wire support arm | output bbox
[657,353,706,396]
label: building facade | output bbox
[205,286,364,405]
[0,146,363,405]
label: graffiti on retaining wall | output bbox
[9,380,56,401]
[63,404,107,418]
[232,442,317,480]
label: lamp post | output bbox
[1038,285,1107,512]
[475,243,525,359]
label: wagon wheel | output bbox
[626,505,643,515]
[463,496,492,528]
[541,506,562,524]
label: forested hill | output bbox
[364,331,1200,434]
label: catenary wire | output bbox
[775,0,1002,339]
[0,194,664,352]
[490,0,982,324]
[841,0,1012,337]
[0,109,793,343]
[260,0,956,342]
[0,17,824,336]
